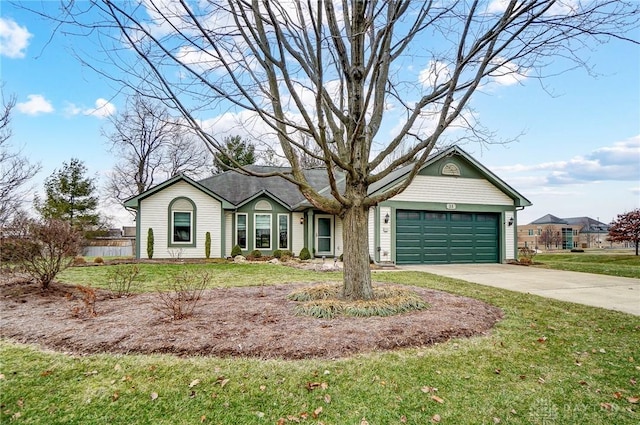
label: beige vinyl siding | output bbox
[379,206,392,262]
[291,212,305,255]
[368,208,376,259]
[391,176,513,205]
[334,216,344,257]
[505,211,515,260]
[225,212,233,257]
[139,181,222,259]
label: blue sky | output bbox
[1,1,639,228]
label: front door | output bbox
[315,215,333,256]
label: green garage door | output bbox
[396,211,499,264]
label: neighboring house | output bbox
[518,214,620,250]
[124,146,531,264]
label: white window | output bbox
[236,213,248,250]
[255,214,271,249]
[172,211,192,243]
[169,197,195,247]
[278,214,289,250]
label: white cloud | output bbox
[489,58,529,86]
[16,94,54,115]
[84,98,116,118]
[493,136,640,187]
[0,17,32,58]
[419,60,451,89]
[65,98,117,119]
[486,0,578,16]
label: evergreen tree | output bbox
[213,136,256,173]
[35,158,100,231]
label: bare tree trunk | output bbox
[341,204,373,301]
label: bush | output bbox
[15,219,82,289]
[299,247,311,260]
[249,249,262,258]
[147,228,154,259]
[231,244,242,257]
[339,254,343,262]
[73,256,87,265]
[153,271,211,320]
[288,284,428,319]
[107,264,140,297]
[0,238,39,263]
[518,247,537,265]
[94,256,104,264]
[570,248,585,253]
[205,232,211,259]
[273,249,283,258]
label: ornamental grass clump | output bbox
[288,283,428,319]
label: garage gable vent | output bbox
[441,162,461,176]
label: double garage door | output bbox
[396,211,499,264]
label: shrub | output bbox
[147,228,154,259]
[73,256,87,265]
[273,249,283,258]
[299,247,311,260]
[231,244,242,257]
[0,238,39,263]
[153,270,211,320]
[74,285,97,317]
[339,254,343,262]
[205,231,211,259]
[94,256,104,264]
[15,218,82,289]
[281,250,293,257]
[288,284,428,319]
[570,248,585,253]
[249,249,262,258]
[107,264,140,297]
[518,246,537,265]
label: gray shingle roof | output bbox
[530,214,568,225]
[197,165,344,209]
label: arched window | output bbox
[168,197,196,247]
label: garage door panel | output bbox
[396,210,499,264]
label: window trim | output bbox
[254,213,272,250]
[277,213,289,250]
[167,197,197,248]
[235,213,248,250]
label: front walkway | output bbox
[396,264,640,316]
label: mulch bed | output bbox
[0,276,503,360]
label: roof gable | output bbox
[369,146,532,207]
[123,174,233,209]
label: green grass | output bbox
[2,264,639,424]
[533,252,640,278]
[57,262,342,292]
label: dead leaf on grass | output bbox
[431,395,444,404]
[312,406,323,418]
[431,414,441,423]
[628,397,639,404]
[189,379,201,388]
[421,386,437,393]
[150,392,158,401]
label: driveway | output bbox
[397,264,640,316]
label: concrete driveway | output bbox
[397,264,640,316]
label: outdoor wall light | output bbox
[384,213,390,224]
[300,217,304,225]
[508,217,514,226]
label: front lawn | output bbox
[533,251,640,278]
[1,263,638,424]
